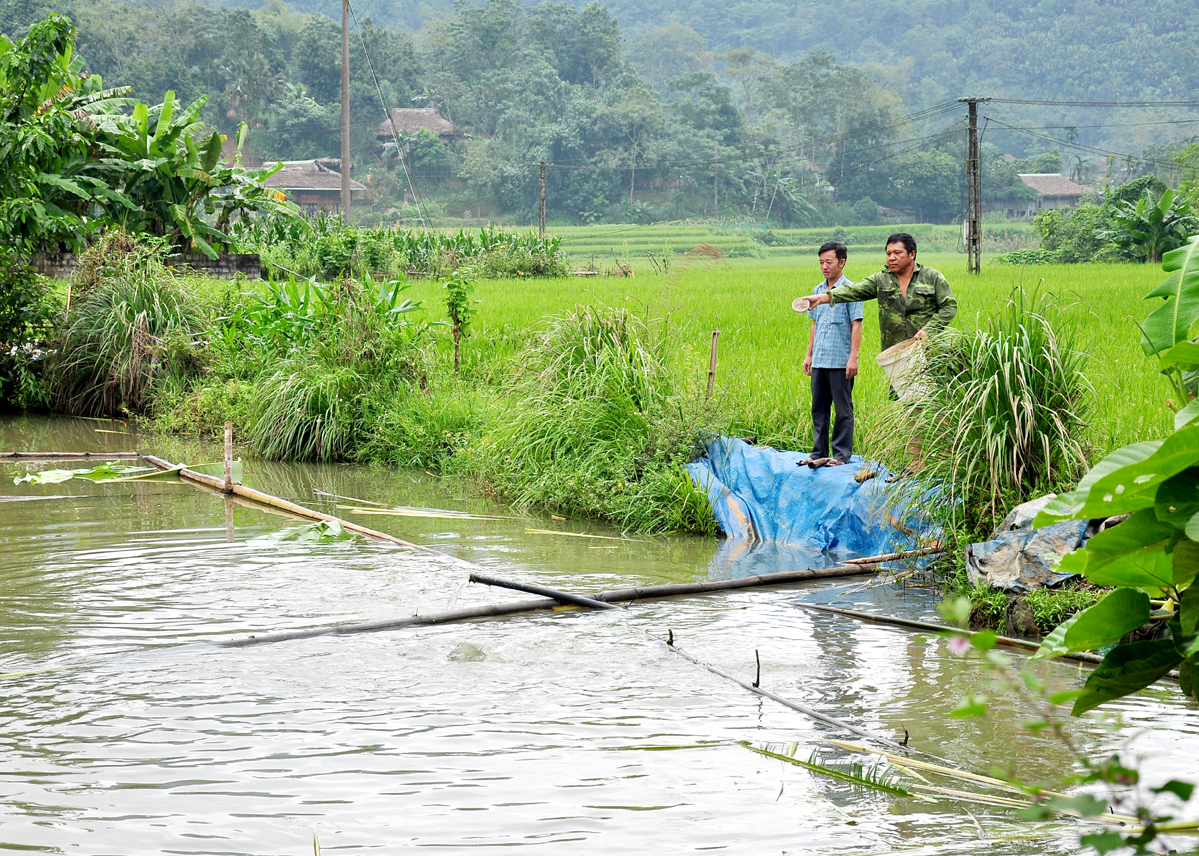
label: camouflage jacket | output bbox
[828,263,957,351]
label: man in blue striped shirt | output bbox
[800,241,863,467]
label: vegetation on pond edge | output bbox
[2,230,1190,648]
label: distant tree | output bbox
[718,46,775,126]
[627,23,712,96]
[879,150,963,223]
[668,72,743,146]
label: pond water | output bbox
[1,415,1197,855]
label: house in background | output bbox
[374,108,471,145]
[1008,173,1090,219]
[264,159,365,213]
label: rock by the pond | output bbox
[965,494,1091,593]
[448,642,485,662]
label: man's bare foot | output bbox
[825,459,845,466]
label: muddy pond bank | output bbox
[1,415,1197,854]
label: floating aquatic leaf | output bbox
[253,519,356,544]
[186,461,244,482]
[14,463,152,485]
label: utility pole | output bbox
[958,96,990,274]
[340,0,351,223]
[714,140,719,222]
[539,161,547,238]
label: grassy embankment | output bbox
[156,248,1170,529]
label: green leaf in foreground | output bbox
[1057,588,1151,654]
[1073,639,1183,715]
[1035,441,1164,526]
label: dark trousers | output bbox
[811,367,855,462]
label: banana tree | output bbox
[1104,188,1198,263]
[93,91,297,258]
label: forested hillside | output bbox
[2,0,1196,227]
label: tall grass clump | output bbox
[886,290,1092,537]
[53,232,201,416]
[457,305,721,533]
[248,362,365,460]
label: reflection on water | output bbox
[0,416,1197,854]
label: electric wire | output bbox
[568,123,968,241]
[984,116,1186,171]
[544,101,963,171]
[347,0,430,227]
[989,97,1199,108]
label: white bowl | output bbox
[792,296,811,312]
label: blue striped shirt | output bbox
[808,275,864,369]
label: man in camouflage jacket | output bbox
[805,232,957,352]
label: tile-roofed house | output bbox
[264,159,365,213]
[1010,173,1090,218]
[375,108,470,144]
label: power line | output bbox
[347,0,430,227]
[984,116,1186,171]
[545,101,963,171]
[569,124,968,241]
[547,114,965,175]
[990,98,1199,108]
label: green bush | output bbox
[52,234,201,416]
[992,248,1062,265]
[248,361,365,461]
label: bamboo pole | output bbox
[142,454,446,556]
[224,565,877,647]
[223,422,233,494]
[843,545,943,565]
[793,603,1130,670]
[470,574,619,611]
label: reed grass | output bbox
[880,289,1092,534]
[54,237,200,416]
[248,362,365,461]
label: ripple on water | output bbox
[0,440,1196,854]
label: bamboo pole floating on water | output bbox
[469,574,620,610]
[842,545,944,565]
[792,602,1105,663]
[786,604,1179,676]
[141,454,446,557]
[224,565,877,647]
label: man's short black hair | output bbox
[818,240,848,261]
[886,232,917,255]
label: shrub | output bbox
[53,234,200,416]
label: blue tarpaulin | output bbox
[686,436,924,560]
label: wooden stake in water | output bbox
[706,329,720,399]
[223,422,233,494]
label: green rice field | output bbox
[399,253,1172,462]
[552,221,1037,267]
